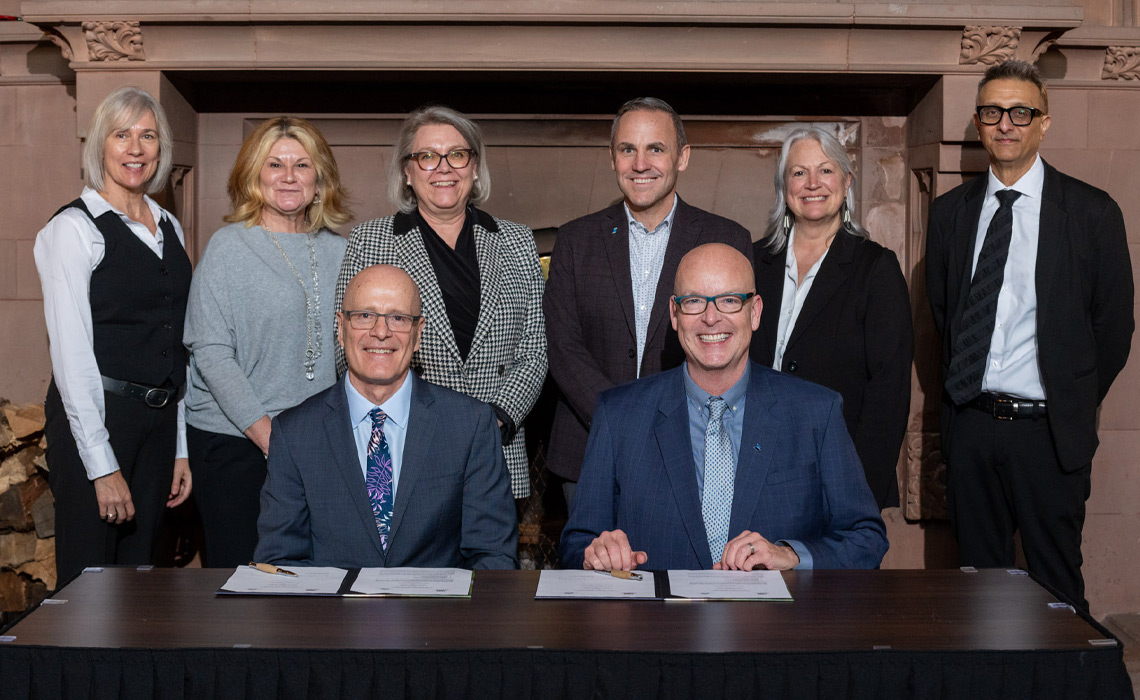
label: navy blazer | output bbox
[254,373,518,569]
[752,231,913,508]
[543,198,752,481]
[926,160,1133,471]
[560,364,888,570]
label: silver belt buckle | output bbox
[144,387,171,408]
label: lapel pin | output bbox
[611,227,618,235]
[754,444,762,452]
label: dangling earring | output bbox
[406,179,411,186]
[311,193,321,205]
[782,208,792,233]
[474,173,479,181]
[841,200,851,225]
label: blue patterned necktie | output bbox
[702,396,734,563]
[365,407,394,551]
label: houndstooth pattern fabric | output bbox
[335,210,547,498]
[701,396,734,562]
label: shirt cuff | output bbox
[488,403,517,446]
[175,396,188,460]
[78,441,120,481]
[778,539,813,570]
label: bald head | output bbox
[343,264,422,315]
[674,243,755,297]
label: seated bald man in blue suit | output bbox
[255,264,518,569]
[560,244,887,571]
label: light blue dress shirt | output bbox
[681,362,812,569]
[972,154,1046,400]
[344,373,412,504]
[773,226,831,371]
[625,195,679,375]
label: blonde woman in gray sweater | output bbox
[183,117,351,567]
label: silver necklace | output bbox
[263,225,322,380]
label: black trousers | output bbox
[945,404,1092,609]
[45,380,177,585]
[187,425,267,568]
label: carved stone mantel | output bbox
[82,20,144,62]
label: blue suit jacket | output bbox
[560,363,887,570]
[254,373,518,569]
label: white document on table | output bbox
[349,567,473,597]
[535,570,658,599]
[219,566,347,595]
[666,569,793,601]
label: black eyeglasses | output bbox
[341,310,422,333]
[406,149,475,171]
[672,293,756,315]
[975,105,1044,127]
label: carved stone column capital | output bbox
[960,25,1021,66]
[82,20,145,62]
[1102,47,1140,80]
[42,28,74,61]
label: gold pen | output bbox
[248,561,298,577]
[599,569,643,581]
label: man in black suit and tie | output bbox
[544,97,752,504]
[926,60,1133,609]
[254,264,518,569]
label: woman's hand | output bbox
[94,471,135,524]
[244,415,273,456]
[167,458,192,508]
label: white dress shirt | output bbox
[625,195,678,376]
[773,227,831,371]
[346,373,412,505]
[33,187,188,481]
[971,155,1046,400]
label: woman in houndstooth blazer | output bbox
[334,106,546,500]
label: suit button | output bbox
[163,322,172,330]
[497,364,505,376]
[162,350,169,357]
[160,267,169,276]
[788,361,798,372]
[627,348,635,359]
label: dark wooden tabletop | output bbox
[4,567,1114,653]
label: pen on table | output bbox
[248,562,297,577]
[598,569,643,581]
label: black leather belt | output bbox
[101,376,182,408]
[969,392,1047,420]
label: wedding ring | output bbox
[749,542,755,555]
[106,512,115,519]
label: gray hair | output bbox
[387,105,491,214]
[761,127,867,252]
[610,97,687,149]
[977,60,1049,113]
[82,86,173,196]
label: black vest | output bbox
[52,198,192,390]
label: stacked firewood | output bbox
[0,399,53,623]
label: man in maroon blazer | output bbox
[543,97,752,505]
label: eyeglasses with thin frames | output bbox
[975,105,1044,127]
[672,293,756,315]
[341,310,422,333]
[406,149,475,172]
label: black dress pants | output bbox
[187,424,267,568]
[946,404,1092,609]
[45,380,177,586]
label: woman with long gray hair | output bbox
[751,127,913,509]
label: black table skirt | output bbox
[1,646,1133,700]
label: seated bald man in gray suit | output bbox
[254,264,518,569]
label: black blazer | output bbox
[752,231,913,508]
[543,198,752,481]
[926,160,1134,471]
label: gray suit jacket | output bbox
[254,373,518,569]
[543,198,752,481]
[334,209,547,498]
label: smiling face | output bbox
[258,137,317,231]
[337,265,424,406]
[101,110,159,200]
[784,137,851,231]
[975,77,1051,185]
[404,123,475,221]
[610,109,691,229]
[670,244,762,394]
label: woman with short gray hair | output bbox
[334,105,546,503]
[34,86,192,583]
[751,127,913,509]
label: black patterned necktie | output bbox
[944,189,1022,405]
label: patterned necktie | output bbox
[945,189,1022,405]
[702,396,734,564]
[365,407,394,551]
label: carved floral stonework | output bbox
[959,26,1021,66]
[1102,47,1140,80]
[82,21,145,62]
[43,29,73,61]
[904,431,947,521]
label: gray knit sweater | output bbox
[184,223,347,437]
